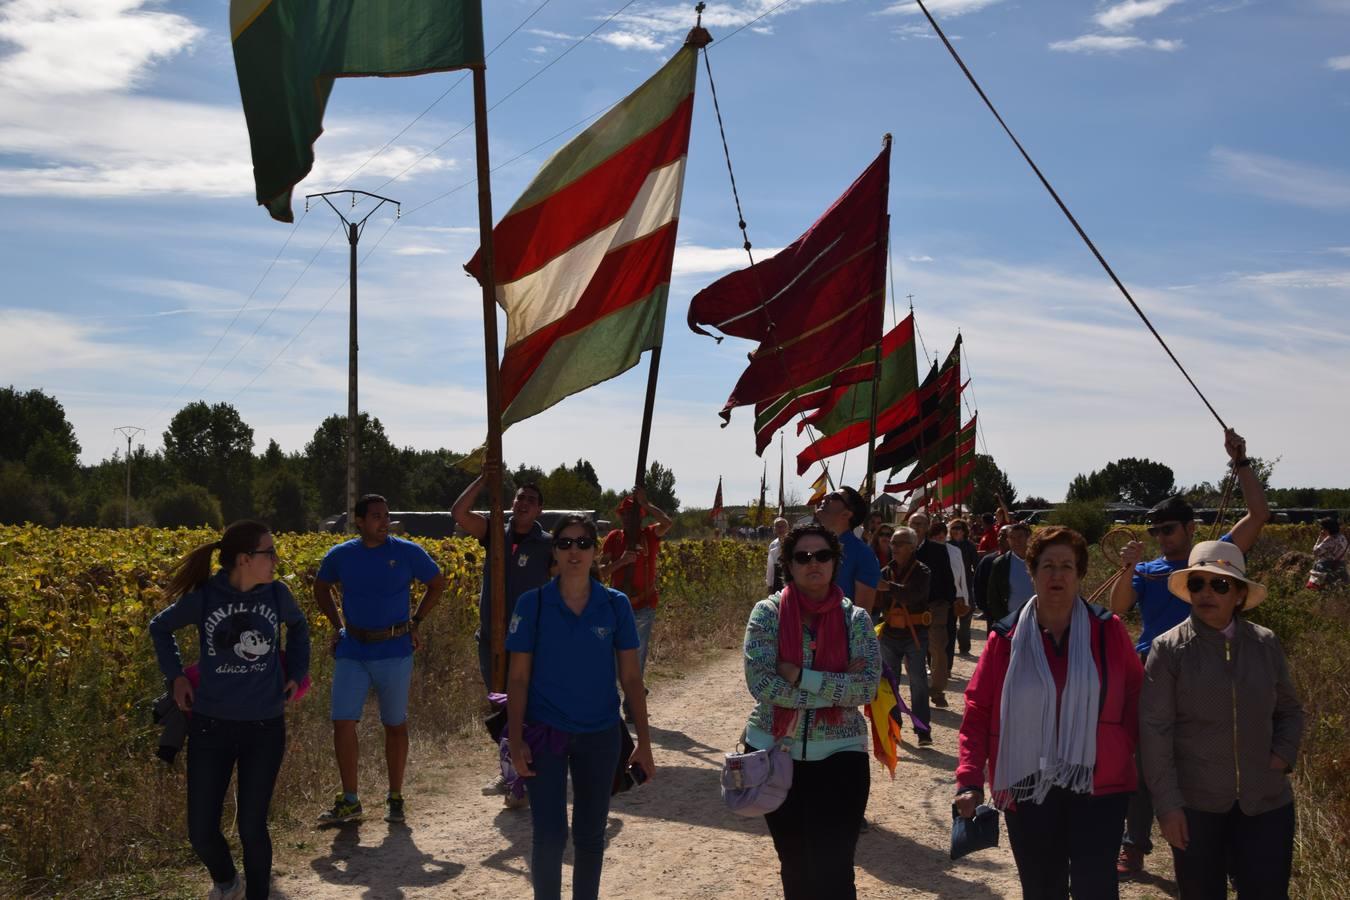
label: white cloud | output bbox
[1327,55,1350,70]
[595,30,669,52]
[1211,147,1350,210]
[1049,34,1183,53]
[0,0,202,95]
[671,243,785,278]
[907,254,935,263]
[525,28,579,41]
[881,0,1004,17]
[1094,0,1182,31]
[0,92,461,200]
[390,245,449,257]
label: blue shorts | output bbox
[331,654,414,725]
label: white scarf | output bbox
[992,595,1099,809]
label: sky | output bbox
[1,0,1347,509]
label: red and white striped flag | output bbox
[466,44,698,429]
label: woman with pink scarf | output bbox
[741,523,881,900]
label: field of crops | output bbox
[0,525,765,895]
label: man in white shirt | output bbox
[764,517,789,593]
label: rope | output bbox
[912,0,1227,431]
[1209,471,1237,541]
[700,46,838,490]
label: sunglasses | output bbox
[1186,575,1234,595]
[791,549,838,565]
[1147,523,1182,537]
[553,537,596,551]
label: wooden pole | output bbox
[471,66,509,694]
[621,345,663,598]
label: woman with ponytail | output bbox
[741,523,881,900]
[149,521,311,900]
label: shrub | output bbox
[1047,499,1109,544]
[150,484,223,528]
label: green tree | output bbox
[151,483,224,528]
[304,413,405,514]
[644,460,679,512]
[0,462,63,526]
[541,465,601,510]
[163,401,255,521]
[402,448,477,510]
[968,454,1016,515]
[0,386,81,486]
[1067,457,1176,507]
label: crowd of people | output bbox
[145,428,1314,900]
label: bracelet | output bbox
[1232,457,1251,470]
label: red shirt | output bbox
[602,524,661,610]
[977,528,1000,555]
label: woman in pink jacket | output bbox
[954,526,1143,899]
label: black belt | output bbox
[346,620,415,643]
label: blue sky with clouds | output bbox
[1,0,1347,508]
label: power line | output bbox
[335,0,557,190]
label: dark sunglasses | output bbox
[791,549,837,565]
[247,547,279,559]
[1186,575,1233,595]
[553,537,596,550]
[1147,522,1181,537]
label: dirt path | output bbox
[269,630,1178,899]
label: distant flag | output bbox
[758,461,768,524]
[710,477,724,522]
[689,140,891,421]
[466,41,700,429]
[807,470,830,506]
[230,0,484,221]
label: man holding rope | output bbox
[1110,428,1270,879]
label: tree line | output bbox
[0,387,679,531]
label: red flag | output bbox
[710,477,724,521]
[688,141,890,421]
[884,416,976,493]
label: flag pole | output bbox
[864,135,892,502]
[470,66,509,694]
[778,432,786,517]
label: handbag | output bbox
[721,735,793,817]
[950,802,1000,860]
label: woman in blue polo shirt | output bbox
[506,515,655,900]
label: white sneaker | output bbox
[207,876,244,900]
[481,773,508,795]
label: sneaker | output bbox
[207,875,244,900]
[918,733,934,748]
[931,692,949,708]
[503,790,530,810]
[384,793,405,823]
[481,773,509,796]
[1116,845,1145,879]
[317,794,363,826]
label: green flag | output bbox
[231,0,485,221]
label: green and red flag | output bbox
[866,336,963,475]
[710,477,724,522]
[688,140,891,422]
[884,415,976,493]
[465,44,698,429]
[230,0,484,221]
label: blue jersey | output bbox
[505,579,640,733]
[1132,532,1234,655]
[836,529,882,600]
[317,536,440,660]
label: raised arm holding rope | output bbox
[1107,427,1270,879]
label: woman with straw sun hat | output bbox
[1139,540,1305,899]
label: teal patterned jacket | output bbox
[742,593,881,761]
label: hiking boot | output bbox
[384,793,405,824]
[481,773,509,796]
[503,790,530,810]
[930,692,949,708]
[918,732,934,748]
[206,875,244,900]
[317,794,363,826]
[1117,845,1145,879]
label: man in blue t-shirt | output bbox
[314,494,445,826]
[814,486,881,613]
[1109,428,1269,879]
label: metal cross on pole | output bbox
[304,189,400,531]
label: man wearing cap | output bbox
[1110,428,1270,879]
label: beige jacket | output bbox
[1140,615,1304,817]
